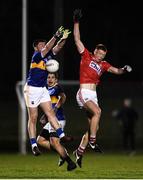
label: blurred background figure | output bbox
[112,98,139,155]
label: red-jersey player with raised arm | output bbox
[73,9,132,168]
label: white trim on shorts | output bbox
[76,88,98,107]
[43,120,66,133]
[23,83,51,107]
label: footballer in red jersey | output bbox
[73,9,132,168]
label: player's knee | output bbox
[29,114,38,123]
[50,137,59,148]
[45,108,55,119]
[95,107,101,117]
[37,136,43,145]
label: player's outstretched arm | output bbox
[73,9,83,23]
[73,9,85,54]
[108,65,132,74]
[53,29,71,54]
[41,26,64,57]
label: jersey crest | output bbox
[89,61,101,75]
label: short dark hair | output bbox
[48,72,59,79]
[33,39,47,48]
[96,44,107,52]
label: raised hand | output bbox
[54,26,64,39]
[73,9,82,23]
[61,29,71,40]
[122,65,132,72]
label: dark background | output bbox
[1,0,143,99]
[0,0,143,152]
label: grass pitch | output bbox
[0,152,143,179]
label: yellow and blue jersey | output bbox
[47,84,65,121]
[27,50,55,87]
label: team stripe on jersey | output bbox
[51,96,58,103]
[30,60,46,70]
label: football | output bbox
[46,59,59,72]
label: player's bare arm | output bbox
[60,93,66,105]
[55,93,66,109]
[74,23,85,54]
[108,65,132,74]
[41,37,57,57]
[108,66,125,74]
[42,26,64,57]
[53,29,71,55]
[73,9,84,54]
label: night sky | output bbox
[1,0,143,101]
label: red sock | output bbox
[89,136,96,144]
[77,146,85,156]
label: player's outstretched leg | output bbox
[73,150,83,168]
[59,154,77,171]
[59,153,77,171]
[73,135,87,168]
[50,136,77,171]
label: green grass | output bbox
[0,152,143,179]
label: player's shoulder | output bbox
[102,60,108,63]
[55,83,60,88]
[56,83,63,89]
[81,48,92,57]
[32,51,40,57]
[84,48,90,53]
[51,83,61,90]
[101,60,111,65]
[100,60,112,70]
[56,83,64,92]
[32,51,42,62]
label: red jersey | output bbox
[80,48,112,84]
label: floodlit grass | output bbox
[0,152,143,179]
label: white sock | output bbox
[32,143,37,149]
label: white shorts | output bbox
[43,120,66,133]
[76,88,98,107]
[23,84,51,107]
